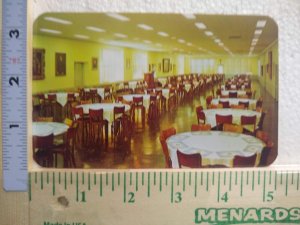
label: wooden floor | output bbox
[59,79,278,169]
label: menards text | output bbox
[195,207,300,224]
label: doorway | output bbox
[74,62,84,88]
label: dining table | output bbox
[166,131,265,168]
[211,98,257,110]
[202,108,261,129]
[32,121,69,137]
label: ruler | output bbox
[2,0,28,191]
[29,169,300,225]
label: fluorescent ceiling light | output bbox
[205,31,213,36]
[254,29,263,35]
[252,38,259,42]
[214,39,221,43]
[178,39,185,43]
[86,26,105,32]
[114,33,127,38]
[74,34,90,39]
[44,16,72,25]
[256,20,267,28]
[40,28,62,34]
[143,40,152,44]
[195,22,206,29]
[100,40,164,52]
[157,31,169,37]
[182,14,196,19]
[106,13,130,21]
[137,24,153,30]
[218,42,224,46]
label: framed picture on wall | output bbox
[92,57,98,70]
[158,63,161,72]
[163,58,170,73]
[55,52,66,76]
[32,48,45,80]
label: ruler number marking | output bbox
[9,76,19,87]
[9,29,20,39]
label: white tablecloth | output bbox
[158,78,167,87]
[202,109,261,128]
[122,94,154,110]
[76,103,130,123]
[84,88,111,100]
[154,88,170,99]
[45,93,79,107]
[211,98,257,110]
[32,122,69,137]
[221,90,246,96]
[167,131,265,168]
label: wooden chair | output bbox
[168,88,177,111]
[72,107,89,145]
[233,153,257,167]
[241,115,257,135]
[177,150,201,168]
[258,140,274,166]
[33,134,54,167]
[159,127,176,168]
[132,96,145,129]
[111,106,125,149]
[196,106,205,124]
[238,101,249,109]
[89,109,107,150]
[257,111,266,131]
[215,114,233,130]
[52,123,79,168]
[191,124,211,131]
[223,123,243,133]
[219,100,230,109]
[148,95,159,122]
[205,96,213,108]
[256,97,263,110]
[90,89,101,103]
[66,93,77,119]
[229,92,238,98]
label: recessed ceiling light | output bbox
[254,29,263,35]
[252,38,259,42]
[86,26,105,32]
[44,16,72,25]
[40,28,62,34]
[106,13,130,21]
[157,31,169,37]
[195,22,206,29]
[74,34,90,40]
[178,39,185,43]
[114,33,127,38]
[205,31,213,36]
[214,39,221,43]
[182,14,196,19]
[218,42,224,46]
[143,40,152,44]
[256,20,267,28]
[137,24,153,30]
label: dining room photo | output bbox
[31,13,278,169]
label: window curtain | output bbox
[133,52,147,79]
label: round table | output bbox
[166,131,265,168]
[211,98,257,110]
[202,108,261,128]
[76,103,130,123]
[32,122,69,137]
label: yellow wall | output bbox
[33,35,273,94]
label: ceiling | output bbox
[33,13,278,56]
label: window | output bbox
[100,48,124,83]
[190,58,215,73]
[133,52,147,79]
[177,55,185,74]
